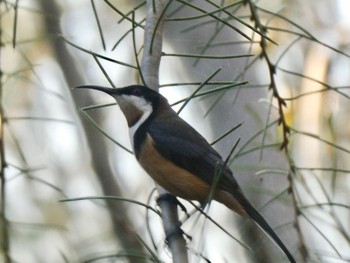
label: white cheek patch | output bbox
[123,95,153,148]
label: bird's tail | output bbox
[215,188,296,262]
[244,202,296,263]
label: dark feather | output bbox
[136,100,296,263]
[146,106,241,195]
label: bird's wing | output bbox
[147,113,241,194]
[147,114,297,263]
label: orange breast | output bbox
[138,134,211,202]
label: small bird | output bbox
[76,84,296,263]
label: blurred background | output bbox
[1,0,350,262]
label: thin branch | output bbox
[141,0,171,88]
[177,67,222,114]
[12,0,19,48]
[0,5,11,261]
[246,0,290,151]
[91,0,106,50]
[61,196,161,216]
[245,2,307,261]
[162,52,253,59]
[140,1,189,262]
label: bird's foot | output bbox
[156,193,189,217]
[165,223,192,244]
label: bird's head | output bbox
[75,85,162,128]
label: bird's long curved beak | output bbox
[74,85,119,95]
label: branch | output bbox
[246,0,290,151]
[246,1,304,261]
[140,1,189,262]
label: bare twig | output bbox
[246,1,303,261]
[246,0,290,151]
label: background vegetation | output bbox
[1,0,350,262]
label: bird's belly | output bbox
[137,134,211,202]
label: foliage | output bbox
[1,0,350,262]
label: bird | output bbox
[76,84,296,263]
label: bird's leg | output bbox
[156,193,192,243]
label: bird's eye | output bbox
[132,87,142,96]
